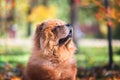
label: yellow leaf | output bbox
[110,8,116,19]
[28,5,57,23]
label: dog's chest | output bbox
[28,56,75,79]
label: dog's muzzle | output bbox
[59,24,73,45]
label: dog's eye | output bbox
[52,26,60,32]
[55,26,61,29]
[52,28,57,33]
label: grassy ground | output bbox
[0,44,120,80]
[76,46,120,67]
[0,46,30,68]
[0,45,120,68]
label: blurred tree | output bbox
[80,0,120,36]
[0,0,8,37]
[69,0,78,26]
[27,0,48,37]
[6,0,15,21]
[27,0,37,36]
[112,0,120,39]
[42,0,48,6]
[0,0,2,32]
[69,0,81,50]
[27,0,43,36]
[15,0,30,37]
[104,0,113,70]
[0,0,29,37]
[80,0,120,69]
[91,0,119,26]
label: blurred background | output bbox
[0,0,120,80]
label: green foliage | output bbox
[49,0,70,22]
[79,6,97,24]
[113,23,120,39]
[116,49,120,55]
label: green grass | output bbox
[0,45,31,68]
[0,45,31,55]
[0,54,30,66]
[0,45,120,68]
[76,46,120,67]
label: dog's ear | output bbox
[34,23,44,49]
[36,23,44,33]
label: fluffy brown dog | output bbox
[23,19,77,80]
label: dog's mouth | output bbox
[59,29,72,45]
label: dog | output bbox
[23,19,77,80]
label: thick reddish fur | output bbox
[23,19,77,80]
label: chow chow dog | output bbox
[23,19,77,80]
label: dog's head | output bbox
[34,19,76,58]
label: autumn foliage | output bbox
[28,5,57,23]
[80,0,120,27]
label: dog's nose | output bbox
[66,24,72,28]
[66,24,72,32]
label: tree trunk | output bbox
[42,0,48,6]
[69,0,79,48]
[27,8,32,36]
[104,0,113,69]
[107,24,113,69]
